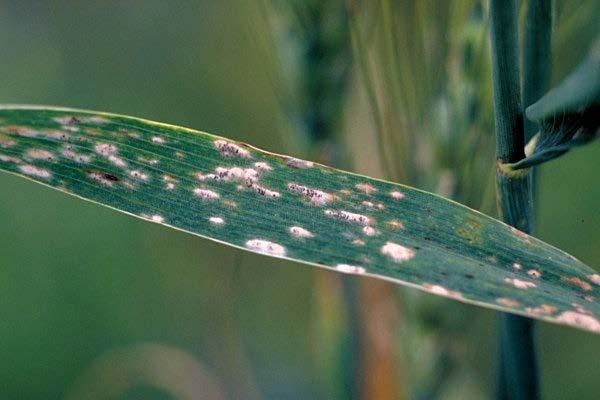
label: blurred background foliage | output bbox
[0,0,598,399]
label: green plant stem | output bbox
[523,0,552,143]
[523,0,552,209]
[489,1,539,400]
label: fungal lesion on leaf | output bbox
[214,139,251,159]
[193,188,220,200]
[496,297,521,308]
[381,242,415,263]
[18,164,52,179]
[24,148,56,162]
[288,183,333,205]
[335,264,366,274]
[325,209,371,225]
[87,170,120,187]
[355,183,377,195]
[245,239,286,257]
[562,276,593,291]
[2,125,39,137]
[524,304,557,315]
[0,134,16,148]
[284,157,314,169]
[423,284,463,299]
[504,277,536,289]
[457,219,482,244]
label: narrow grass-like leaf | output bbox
[1,105,599,334]
[510,39,599,170]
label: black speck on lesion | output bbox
[87,170,120,182]
[103,172,120,182]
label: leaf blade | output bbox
[1,105,599,334]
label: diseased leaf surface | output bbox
[1,105,599,333]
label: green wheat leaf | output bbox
[1,105,599,334]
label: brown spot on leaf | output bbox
[497,297,521,308]
[423,284,462,299]
[525,304,557,315]
[562,276,593,291]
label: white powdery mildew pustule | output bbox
[94,143,118,156]
[0,137,16,148]
[356,183,377,195]
[19,165,52,179]
[141,213,165,223]
[254,162,272,171]
[325,209,371,225]
[387,219,404,229]
[504,277,536,289]
[151,136,165,144]
[0,154,22,163]
[163,175,178,190]
[497,297,521,308]
[138,156,159,165]
[512,262,522,270]
[335,264,366,274]
[88,172,116,187]
[54,115,109,125]
[3,125,39,137]
[193,188,219,200]
[85,116,110,124]
[95,142,127,167]
[209,216,225,225]
[589,274,600,285]
[151,215,164,223]
[218,167,257,183]
[24,149,55,161]
[62,125,79,132]
[285,157,313,169]
[381,241,414,263]
[362,226,378,236]
[61,146,93,163]
[423,284,462,299]
[53,116,80,126]
[524,304,557,315]
[527,269,541,278]
[556,311,600,333]
[390,191,405,200]
[251,184,280,198]
[198,167,258,186]
[214,139,251,158]
[129,170,150,181]
[108,155,127,168]
[288,183,332,205]
[289,226,314,238]
[246,239,286,257]
[52,116,80,132]
[44,130,72,142]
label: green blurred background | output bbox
[0,1,598,399]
